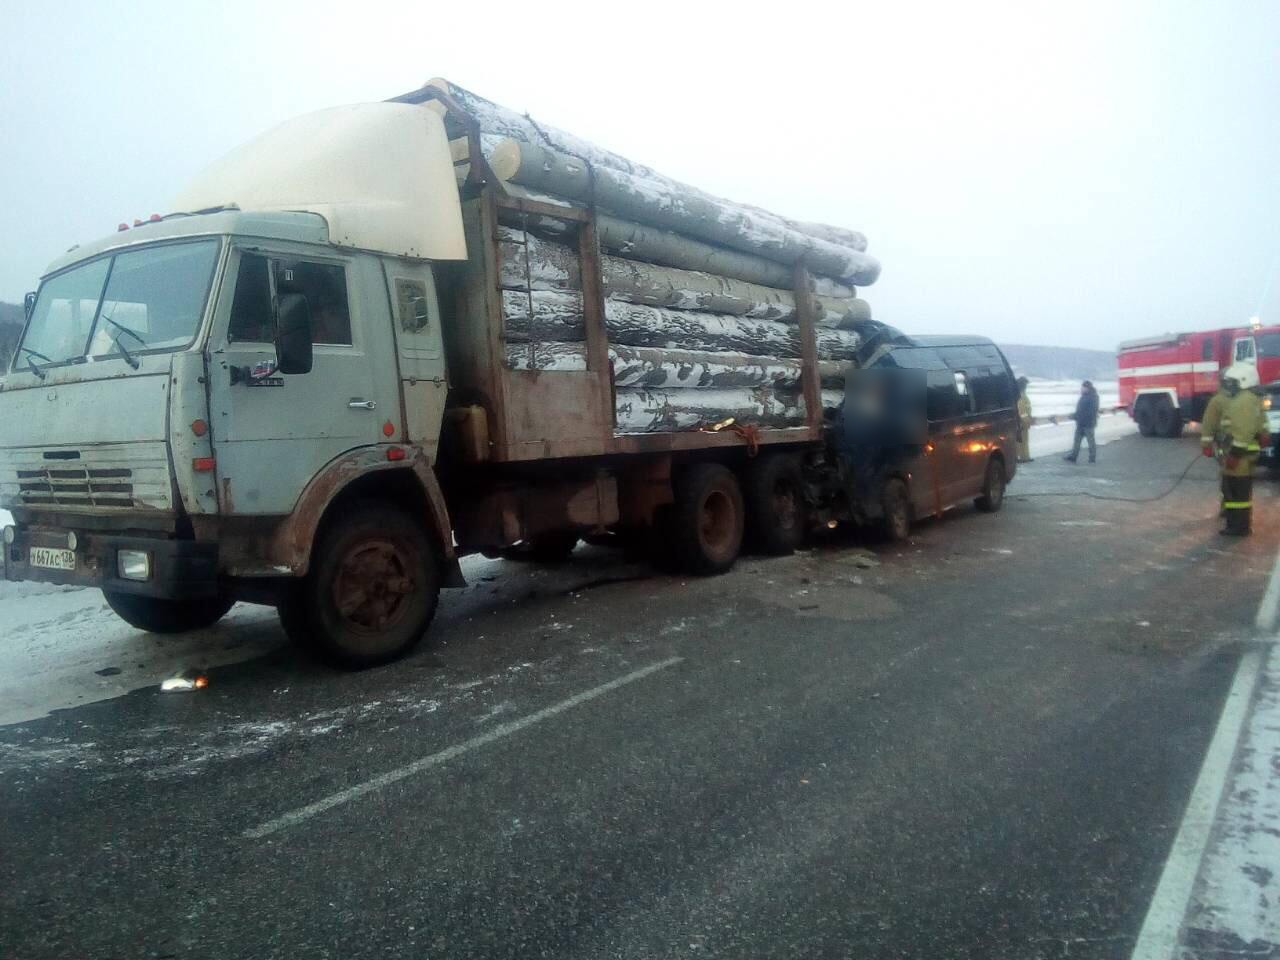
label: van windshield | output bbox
[16,239,220,370]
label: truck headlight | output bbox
[117,549,151,581]
[66,531,78,551]
[2,526,14,545]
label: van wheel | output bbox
[976,458,1006,512]
[881,477,912,541]
[1153,399,1182,438]
[104,591,233,634]
[744,453,807,555]
[670,463,745,575]
[279,502,440,669]
[1135,401,1156,437]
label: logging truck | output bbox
[0,85,1018,667]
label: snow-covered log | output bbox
[595,215,857,298]
[614,386,807,434]
[502,290,862,361]
[488,138,880,286]
[429,77,871,256]
[499,229,870,328]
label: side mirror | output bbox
[23,292,36,318]
[275,293,313,376]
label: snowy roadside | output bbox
[1023,412,1137,460]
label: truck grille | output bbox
[0,442,172,513]
[16,466,134,508]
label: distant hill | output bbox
[0,302,22,373]
[998,343,1117,382]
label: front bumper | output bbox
[3,523,218,599]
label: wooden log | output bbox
[428,78,873,258]
[502,290,861,360]
[500,228,873,328]
[490,138,880,286]
[614,386,807,434]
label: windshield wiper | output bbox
[100,316,146,369]
[19,346,51,380]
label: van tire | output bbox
[881,477,912,541]
[743,453,807,556]
[670,463,745,575]
[976,457,1006,512]
[104,591,234,634]
[279,501,440,669]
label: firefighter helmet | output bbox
[1223,362,1261,391]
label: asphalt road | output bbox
[1,435,1277,960]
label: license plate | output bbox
[30,547,76,571]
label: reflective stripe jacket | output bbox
[1202,390,1269,477]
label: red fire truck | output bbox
[1117,324,1280,437]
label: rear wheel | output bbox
[881,477,912,541]
[1135,401,1157,437]
[976,457,1006,512]
[104,591,234,634]
[278,502,440,669]
[1154,399,1182,438]
[668,463,745,575]
[743,453,807,556]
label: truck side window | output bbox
[276,260,351,346]
[228,253,273,343]
[1202,339,1213,361]
[1236,338,1256,362]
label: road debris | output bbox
[160,670,209,693]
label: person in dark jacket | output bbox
[1064,380,1100,463]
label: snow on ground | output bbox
[1024,411,1136,459]
[1025,378,1120,419]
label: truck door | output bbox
[206,247,395,515]
[1233,335,1257,367]
[382,261,447,460]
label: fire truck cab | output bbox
[1117,324,1280,438]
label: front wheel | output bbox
[975,457,1006,512]
[104,591,234,634]
[279,502,441,669]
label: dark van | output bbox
[839,335,1020,539]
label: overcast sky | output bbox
[4,1,1279,350]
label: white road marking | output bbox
[1127,539,1280,960]
[242,656,684,839]
[1254,547,1280,634]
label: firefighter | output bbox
[1201,363,1269,536]
[1201,372,1231,515]
[1016,377,1033,462]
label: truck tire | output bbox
[104,591,234,634]
[1154,400,1183,438]
[975,457,1006,512]
[279,502,441,669]
[881,477,912,541]
[670,463,745,575]
[1135,401,1157,437]
[743,453,807,555]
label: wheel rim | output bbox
[332,538,416,632]
[700,488,736,554]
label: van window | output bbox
[972,367,1013,413]
[926,369,967,421]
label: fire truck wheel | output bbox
[743,453,807,556]
[280,502,440,669]
[104,591,234,634]
[1135,402,1157,437]
[1154,400,1183,438]
[670,463,745,575]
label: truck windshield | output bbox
[1257,331,1280,357]
[16,239,220,370]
